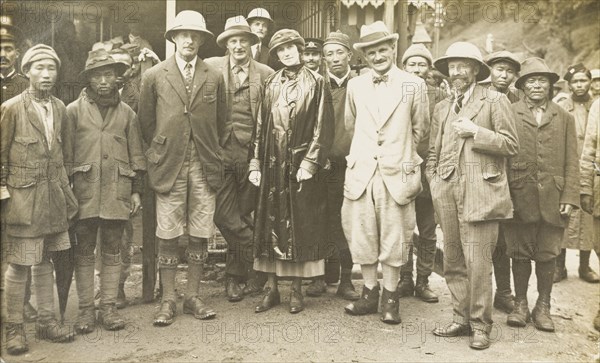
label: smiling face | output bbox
[0,40,19,75]
[226,35,252,65]
[88,66,118,96]
[26,58,58,93]
[276,43,301,67]
[568,72,591,97]
[302,50,321,71]
[490,61,517,92]
[249,19,269,40]
[172,30,205,62]
[363,41,395,75]
[447,58,479,93]
[522,75,551,102]
[323,43,351,78]
[404,55,430,79]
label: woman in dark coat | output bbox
[248,29,334,314]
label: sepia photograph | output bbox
[0,0,599,361]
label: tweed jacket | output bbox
[426,85,519,222]
[507,100,580,226]
[138,56,227,193]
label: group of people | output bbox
[1,6,599,356]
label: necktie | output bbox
[373,74,388,85]
[233,65,245,84]
[454,93,464,114]
[254,44,261,60]
[184,63,193,97]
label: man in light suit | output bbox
[138,10,226,326]
[342,21,429,325]
[427,42,519,349]
[205,16,274,302]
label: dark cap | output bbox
[564,63,591,83]
[304,37,323,52]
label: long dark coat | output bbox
[0,92,78,237]
[249,67,334,262]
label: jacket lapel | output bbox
[378,67,404,127]
[539,102,558,128]
[514,100,538,128]
[189,58,208,105]
[164,56,188,106]
[23,94,49,151]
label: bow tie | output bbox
[373,74,388,84]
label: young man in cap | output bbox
[302,37,323,73]
[580,98,600,331]
[304,30,360,301]
[503,57,579,334]
[63,49,145,334]
[342,21,429,325]
[484,50,522,314]
[1,44,78,355]
[427,42,519,349]
[139,10,226,326]
[205,16,274,302]
[485,51,521,104]
[555,63,598,284]
[396,43,446,304]
[247,8,273,65]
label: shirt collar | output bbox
[456,82,476,103]
[175,54,198,75]
[0,69,16,80]
[371,65,397,83]
[328,68,350,87]
[525,97,548,111]
[230,59,250,73]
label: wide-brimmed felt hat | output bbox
[402,43,433,66]
[80,48,128,79]
[514,57,559,90]
[21,44,61,73]
[324,30,351,51]
[434,41,490,82]
[216,16,260,49]
[268,29,304,56]
[164,10,214,43]
[247,8,273,23]
[485,50,521,72]
[353,21,399,52]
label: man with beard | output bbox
[138,11,226,326]
[342,22,429,325]
[304,30,360,301]
[302,38,323,73]
[247,8,273,65]
[484,50,521,315]
[205,16,274,302]
[555,63,598,284]
[427,42,518,349]
[396,43,445,304]
[503,57,579,334]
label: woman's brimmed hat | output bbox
[353,21,399,52]
[79,48,128,79]
[268,29,304,56]
[434,41,490,82]
[164,10,214,43]
[514,57,559,90]
[216,16,260,49]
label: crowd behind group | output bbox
[1,7,599,356]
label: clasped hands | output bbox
[452,117,478,138]
[248,167,314,187]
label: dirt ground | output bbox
[1,216,599,362]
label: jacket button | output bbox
[374,156,378,160]
[378,141,382,146]
[103,154,108,159]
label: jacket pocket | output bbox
[117,165,134,202]
[12,137,38,160]
[72,163,94,200]
[203,94,217,104]
[5,184,36,225]
[145,135,167,165]
[112,134,129,163]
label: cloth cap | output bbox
[485,50,521,72]
[401,43,433,66]
[21,44,61,73]
[563,63,591,83]
[304,37,324,52]
[324,30,351,51]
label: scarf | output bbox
[85,86,120,107]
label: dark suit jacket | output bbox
[204,56,274,148]
[507,100,580,227]
[138,56,227,193]
[427,85,519,222]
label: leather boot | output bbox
[414,275,438,303]
[494,290,515,314]
[116,283,127,309]
[306,278,327,297]
[255,286,281,313]
[532,260,555,332]
[74,255,97,334]
[243,271,266,296]
[289,285,305,314]
[36,318,76,343]
[336,275,360,301]
[579,250,600,283]
[98,253,125,331]
[507,259,532,327]
[553,249,567,283]
[380,288,401,324]
[493,236,514,313]
[396,274,414,298]
[5,323,28,355]
[225,276,243,302]
[344,283,380,315]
